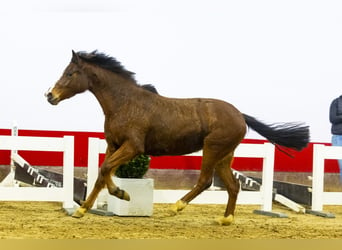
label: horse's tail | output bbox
[243,113,310,151]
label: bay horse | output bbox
[45,50,309,225]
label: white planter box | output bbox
[107,177,154,216]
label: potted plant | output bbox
[107,154,154,216]
[115,154,150,179]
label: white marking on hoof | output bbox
[215,214,234,226]
[169,200,187,216]
[72,207,87,218]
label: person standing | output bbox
[329,95,342,183]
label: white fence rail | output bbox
[311,144,342,211]
[87,138,276,213]
[0,135,74,209]
[1,134,341,216]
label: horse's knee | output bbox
[94,175,106,190]
[100,165,111,176]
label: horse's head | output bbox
[45,50,90,105]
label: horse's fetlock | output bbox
[108,186,130,201]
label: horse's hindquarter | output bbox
[200,98,246,154]
[144,97,245,156]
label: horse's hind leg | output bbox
[170,168,214,214]
[170,149,217,214]
[214,152,240,225]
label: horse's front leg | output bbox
[72,142,138,218]
[72,169,106,218]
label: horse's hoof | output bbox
[215,215,234,226]
[109,187,130,201]
[122,191,130,201]
[169,200,187,215]
[168,207,178,216]
[72,207,87,218]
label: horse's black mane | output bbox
[141,84,158,94]
[77,50,135,80]
[76,50,159,94]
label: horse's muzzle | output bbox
[45,90,59,105]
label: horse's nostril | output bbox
[44,87,53,98]
[46,91,57,105]
[45,91,52,101]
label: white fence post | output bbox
[10,121,18,168]
[0,122,19,187]
[311,144,325,211]
[311,144,342,215]
[87,137,100,200]
[87,137,108,209]
[62,136,75,209]
[260,143,275,212]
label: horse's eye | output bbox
[66,72,73,77]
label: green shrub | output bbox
[115,154,150,178]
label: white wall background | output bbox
[0,0,341,142]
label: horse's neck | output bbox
[89,74,137,115]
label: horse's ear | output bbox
[71,50,80,64]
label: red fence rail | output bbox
[0,129,338,173]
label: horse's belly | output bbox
[144,133,203,156]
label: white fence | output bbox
[0,135,75,209]
[87,137,276,213]
[2,134,341,215]
[311,144,342,212]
